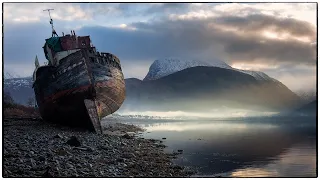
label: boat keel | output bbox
[84,99,103,134]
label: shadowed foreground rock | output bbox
[3,118,193,177]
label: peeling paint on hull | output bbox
[33,49,126,132]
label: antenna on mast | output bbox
[43,9,58,37]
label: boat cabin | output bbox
[33,9,122,84]
[43,31,96,66]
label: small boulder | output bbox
[56,148,68,156]
[66,136,81,147]
[39,156,46,161]
[122,134,132,139]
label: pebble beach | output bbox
[3,117,193,177]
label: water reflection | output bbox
[120,117,317,177]
[230,143,316,177]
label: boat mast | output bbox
[43,9,58,37]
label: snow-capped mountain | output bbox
[144,58,218,81]
[4,72,22,80]
[143,58,278,82]
[4,77,34,105]
[4,77,33,90]
[124,65,302,113]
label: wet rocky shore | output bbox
[3,118,193,177]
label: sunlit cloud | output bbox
[3,3,317,93]
[262,31,314,43]
[13,16,40,23]
[231,63,279,71]
[4,3,92,23]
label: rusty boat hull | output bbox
[33,49,125,133]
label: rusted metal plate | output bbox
[60,36,91,50]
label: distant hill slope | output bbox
[296,90,317,104]
[294,100,317,116]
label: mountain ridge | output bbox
[122,66,302,113]
[143,58,279,83]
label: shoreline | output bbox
[3,117,193,177]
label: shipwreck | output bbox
[32,9,126,133]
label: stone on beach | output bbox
[66,136,81,147]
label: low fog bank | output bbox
[120,95,298,114]
[114,107,279,120]
[112,99,317,120]
[116,91,316,120]
[112,109,317,121]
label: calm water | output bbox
[119,117,317,177]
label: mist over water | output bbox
[116,108,279,119]
[118,116,317,177]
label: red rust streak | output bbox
[43,81,111,103]
[44,84,91,103]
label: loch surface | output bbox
[120,117,317,177]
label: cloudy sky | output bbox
[3,3,317,93]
